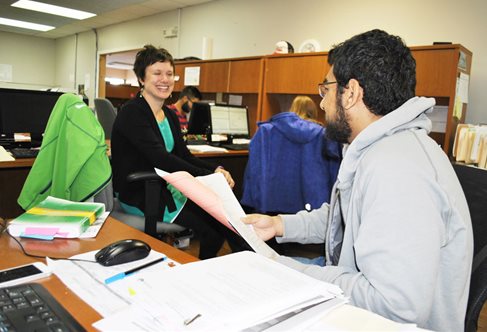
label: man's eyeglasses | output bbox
[318,81,337,98]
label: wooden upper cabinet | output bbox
[174,62,193,91]
[105,83,139,99]
[174,60,229,92]
[175,57,263,93]
[228,58,263,93]
[199,61,229,92]
[412,45,471,97]
[264,53,329,94]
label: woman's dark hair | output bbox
[133,44,175,87]
[328,29,416,116]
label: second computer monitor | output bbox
[210,104,249,138]
[187,102,211,136]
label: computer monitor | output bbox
[210,104,250,140]
[0,88,63,146]
[187,101,211,136]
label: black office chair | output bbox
[94,98,117,140]
[453,164,487,332]
[94,173,190,247]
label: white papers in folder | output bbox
[93,251,345,332]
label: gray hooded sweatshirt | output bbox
[276,97,473,331]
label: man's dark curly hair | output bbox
[133,44,175,88]
[328,29,416,116]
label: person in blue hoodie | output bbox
[241,95,341,214]
[243,30,473,331]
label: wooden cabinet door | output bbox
[228,59,263,93]
[199,61,229,92]
[412,47,458,97]
[174,62,194,91]
[174,61,229,92]
[264,53,329,94]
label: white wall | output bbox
[1,0,486,123]
[0,31,56,90]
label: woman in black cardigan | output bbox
[111,45,244,259]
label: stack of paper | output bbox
[8,196,105,238]
[92,251,346,331]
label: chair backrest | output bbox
[453,164,487,332]
[94,98,117,139]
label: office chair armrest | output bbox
[126,171,161,183]
[125,171,178,237]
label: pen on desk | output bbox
[104,256,166,284]
[184,313,201,326]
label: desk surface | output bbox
[0,217,419,331]
[0,216,198,331]
[0,150,247,169]
[0,157,35,168]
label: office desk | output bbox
[0,216,198,331]
[0,158,35,219]
[0,150,248,219]
[194,150,248,200]
[0,216,422,331]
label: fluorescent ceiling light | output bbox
[11,0,96,20]
[0,17,54,31]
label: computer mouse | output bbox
[95,239,151,266]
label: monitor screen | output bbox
[187,101,211,135]
[0,88,63,136]
[210,105,249,137]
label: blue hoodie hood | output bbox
[265,112,323,144]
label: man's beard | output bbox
[325,94,352,144]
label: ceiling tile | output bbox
[0,0,214,39]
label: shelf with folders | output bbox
[452,124,487,169]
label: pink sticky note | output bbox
[24,227,59,236]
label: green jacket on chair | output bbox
[18,93,112,210]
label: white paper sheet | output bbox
[47,249,176,317]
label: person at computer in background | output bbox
[289,95,323,125]
[111,45,245,259]
[241,95,340,215]
[242,29,473,331]
[167,86,202,135]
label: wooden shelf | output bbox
[260,44,472,156]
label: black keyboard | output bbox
[9,148,39,159]
[220,143,249,150]
[0,283,84,332]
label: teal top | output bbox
[120,117,187,223]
